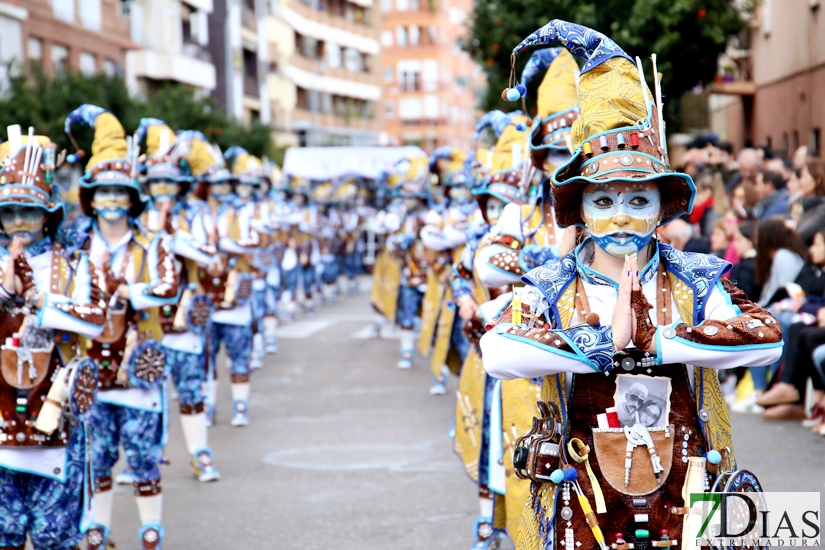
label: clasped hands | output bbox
[3,236,46,309]
[611,254,657,354]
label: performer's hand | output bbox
[3,236,21,293]
[612,254,635,351]
[458,296,479,321]
[817,307,825,328]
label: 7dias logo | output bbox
[689,492,820,547]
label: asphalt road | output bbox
[99,277,825,549]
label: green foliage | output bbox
[465,0,747,127]
[0,62,277,159]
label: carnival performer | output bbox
[64,105,179,550]
[0,128,105,550]
[225,148,268,371]
[419,147,477,396]
[480,21,783,549]
[313,180,342,303]
[369,155,430,368]
[184,134,259,428]
[287,177,321,317]
[473,46,582,288]
[451,139,531,549]
[255,161,285,353]
[136,120,221,483]
[336,178,363,294]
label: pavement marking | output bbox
[262,441,463,473]
[351,324,402,339]
[276,319,335,338]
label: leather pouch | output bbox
[97,301,127,344]
[592,425,674,496]
[1,344,54,390]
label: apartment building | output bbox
[379,0,479,152]
[0,0,132,80]
[209,0,271,126]
[265,0,383,147]
[709,0,825,156]
[125,0,216,96]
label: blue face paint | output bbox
[485,197,505,225]
[92,186,131,222]
[582,182,661,258]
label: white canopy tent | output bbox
[282,146,426,181]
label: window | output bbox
[343,48,363,72]
[410,0,419,9]
[395,26,407,47]
[385,101,395,119]
[79,52,96,75]
[326,42,341,68]
[396,0,408,11]
[782,132,789,154]
[296,87,309,109]
[423,94,438,119]
[381,0,391,11]
[51,0,75,22]
[399,97,422,120]
[409,25,419,46]
[399,69,420,91]
[427,25,437,45]
[383,66,393,83]
[103,59,119,77]
[79,0,101,31]
[813,129,821,157]
[381,30,393,47]
[793,130,800,151]
[422,60,437,91]
[51,44,69,71]
[27,37,42,60]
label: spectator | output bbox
[793,145,811,171]
[721,209,743,263]
[709,219,729,258]
[728,221,760,301]
[794,158,825,245]
[726,147,760,194]
[753,171,790,220]
[690,171,730,237]
[757,231,825,421]
[755,218,808,307]
[661,218,710,253]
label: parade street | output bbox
[101,279,825,549]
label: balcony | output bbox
[286,2,379,41]
[126,49,216,91]
[244,73,260,98]
[709,34,754,96]
[288,54,379,86]
[293,107,381,132]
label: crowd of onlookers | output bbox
[666,138,825,434]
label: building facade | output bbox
[125,0,217,96]
[0,0,133,81]
[265,0,383,147]
[709,0,825,156]
[379,0,479,152]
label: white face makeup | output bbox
[582,181,662,257]
[0,205,47,246]
[148,179,179,206]
[235,183,254,200]
[485,197,505,225]
[449,186,472,205]
[209,182,233,202]
[92,185,132,222]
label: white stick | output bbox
[650,54,667,158]
[6,125,22,157]
[635,56,652,113]
[22,127,34,184]
[30,147,42,185]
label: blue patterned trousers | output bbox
[166,347,206,408]
[209,322,253,376]
[89,402,163,483]
[396,285,424,329]
[342,251,360,280]
[0,427,88,549]
[321,258,339,284]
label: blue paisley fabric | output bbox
[89,403,163,483]
[396,285,424,329]
[209,322,253,375]
[165,347,206,407]
[519,244,560,272]
[557,322,614,372]
[512,20,633,74]
[0,428,89,549]
[659,244,731,323]
[520,47,562,87]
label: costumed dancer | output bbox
[0,128,105,550]
[137,120,221,483]
[313,181,341,303]
[64,105,179,550]
[255,161,285,353]
[335,178,362,294]
[184,134,259,428]
[451,139,531,549]
[225,147,268,371]
[420,147,477,395]
[481,21,783,549]
[371,155,430,368]
[365,176,403,339]
[288,177,320,317]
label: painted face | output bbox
[91,185,132,222]
[293,194,306,206]
[582,181,662,257]
[0,205,47,246]
[209,182,233,202]
[449,186,472,205]
[485,197,505,225]
[235,183,255,200]
[148,179,179,205]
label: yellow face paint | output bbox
[91,185,133,221]
[581,181,662,258]
[0,205,47,245]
